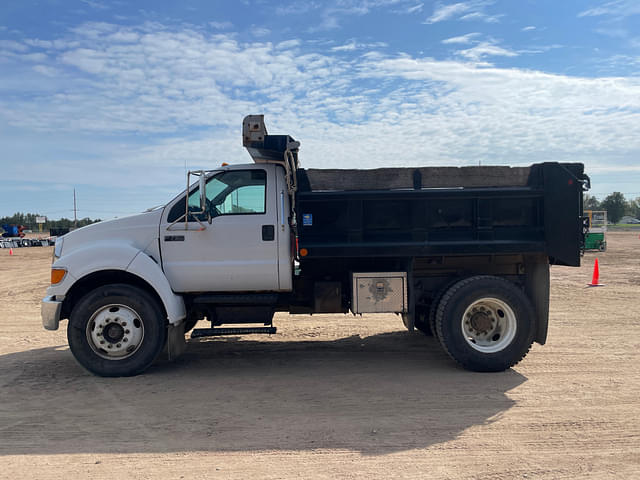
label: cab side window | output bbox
[168,170,266,222]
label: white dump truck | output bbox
[42,115,589,376]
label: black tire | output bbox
[423,279,461,339]
[435,276,535,372]
[67,284,166,377]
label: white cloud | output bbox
[459,11,502,23]
[442,32,480,44]
[426,2,473,23]
[331,40,388,51]
[332,41,358,52]
[405,3,424,14]
[595,27,628,38]
[0,40,29,52]
[60,48,107,74]
[209,21,234,30]
[252,27,271,37]
[106,30,140,43]
[456,41,518,61]
[80,0,108,10]
[579,0,640,19]
[32,65,59,76]
[276,39,301,49]
[302,1,424,31]
[25,39,54,48]
[425,1,496,24]
[21,52,48,62]
[522,26,536,32]
[1,21,639,201]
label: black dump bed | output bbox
[295,162,587,266]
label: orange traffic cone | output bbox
[9,248,13,256]
[587,258,604,287]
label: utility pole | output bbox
[73,188,78,229]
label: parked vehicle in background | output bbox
[618,215,640,225]
[42,115,589,376]
[584,210,607,251]
[1,224,26,238]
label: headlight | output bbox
[52,236,64,263]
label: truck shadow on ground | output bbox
[0,331,526,456]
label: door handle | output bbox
[262,225,275,241]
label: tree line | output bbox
[584,192,640,224]
[0,212,101,233]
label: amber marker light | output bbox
[299,248,308,257]
[51,268,67,285]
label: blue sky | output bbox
[1,0,639,219]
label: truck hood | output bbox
[59,209,163,257]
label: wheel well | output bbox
[61,270,168,321]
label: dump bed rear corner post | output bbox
[524,254,550,345]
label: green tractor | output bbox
[585,210,607,251]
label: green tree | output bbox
[0,213,101,233]
[628,197,640,219]
[601,192,627,224]
[583,194,600,210]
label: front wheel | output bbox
[435,276,536,372]
[67,284,166,377]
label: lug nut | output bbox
[116,343,121,348]
[123,338,128,342]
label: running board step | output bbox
[191,327,277,338]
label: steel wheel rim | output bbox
[86,304,145,360]
[461,297,517,353]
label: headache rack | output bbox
[243,115,300,217]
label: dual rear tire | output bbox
[432,276,536,372]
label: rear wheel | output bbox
[435,276,535,372]
[68,284,166,377]
[423,279,460,339]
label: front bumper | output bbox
[42,295,63,331]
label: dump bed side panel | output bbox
[295,162,586,267]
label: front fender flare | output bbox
[127,252,186,324]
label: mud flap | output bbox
[166,321,186,361]
[524,255,550,345]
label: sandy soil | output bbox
[1,232,639,479]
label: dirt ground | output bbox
[1,232,639,479]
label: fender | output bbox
[51,241,186,324]
[127,251,186,324]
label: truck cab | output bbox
[159,163,292,293]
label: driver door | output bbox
[160,165,280,293]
